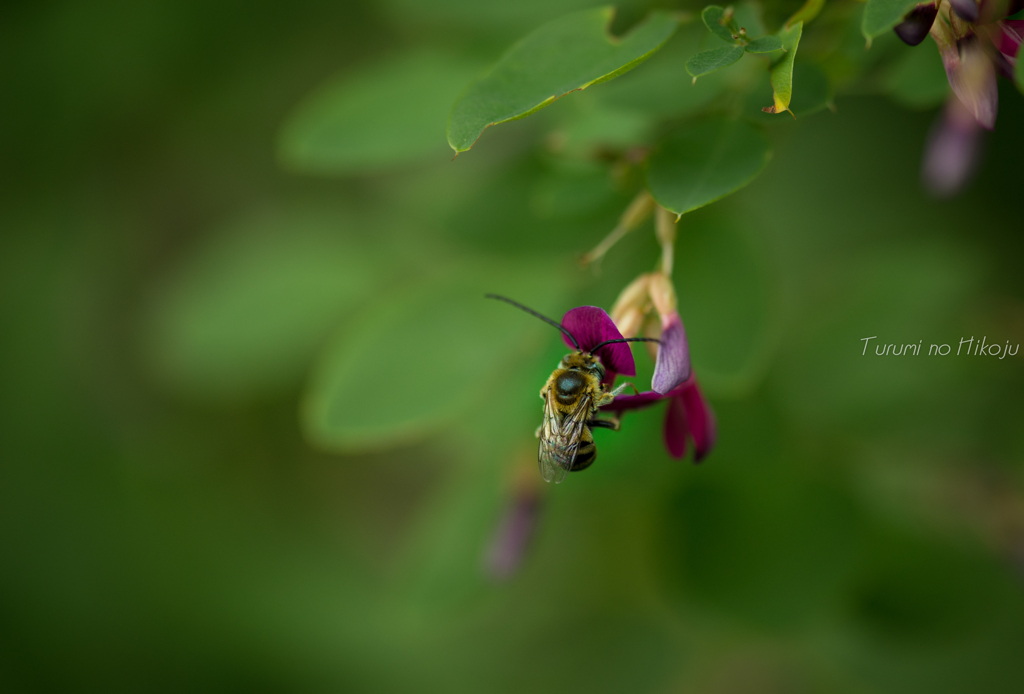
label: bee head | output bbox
[554,353,603,404]
[559,351,605,380]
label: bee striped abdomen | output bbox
[570,428,596,471]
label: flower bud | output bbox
[948,0,978,22]
[643,314,661,363]
[648,272,678,319]
[614,306,646,340]
[894,2,938,46]
[611,273,653,339]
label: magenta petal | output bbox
[601,389,667,413]
[652,313,691,394]
[681,381,716,463]
[663,395,688,459]
[995,20,1024,63]
[561,306,636,376]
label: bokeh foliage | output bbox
[2,1,1024,692]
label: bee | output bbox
[487,294,658,483]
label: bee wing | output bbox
[538,392,569,484]
[538,391,592,484]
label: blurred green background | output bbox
[2,1,1024,692]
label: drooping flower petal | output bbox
[652,312,691,394]
[663,394,688,459]
[922,97,982,196]
[610,273,651,338]
[932,26,998,129]
[895,3,938,46]
[561,306,636,376]
[948,0,978,22]
[484,488,541,580]
[680,380,717,462]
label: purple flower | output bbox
[560,305,636,380]
[560,290,710,460]
[562,295,709,460]
[488,291,709,468]
[602,376,717,462]
[915,3,1024,195]
[925,3,1024,132]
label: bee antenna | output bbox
[485,293,580,350]
[589,337,661,353]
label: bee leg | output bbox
[589,417,620,432]
[610,381,633,397]
[534,425,543,438]
[597,382,634,406]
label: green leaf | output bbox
[862,0,920,42]
[143,209,380,401]
[596,22,756,118]
[446,8,679,153]
[743,61,832,122]
[278,51,485,175]
[729,2,767,38]
[644,117,772,216]
[302,259,571,451]
[785,0,825,27]
[685,45,746,81]
[765,21,802,114]
[702,6,737,43]
[744,35,784,53]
